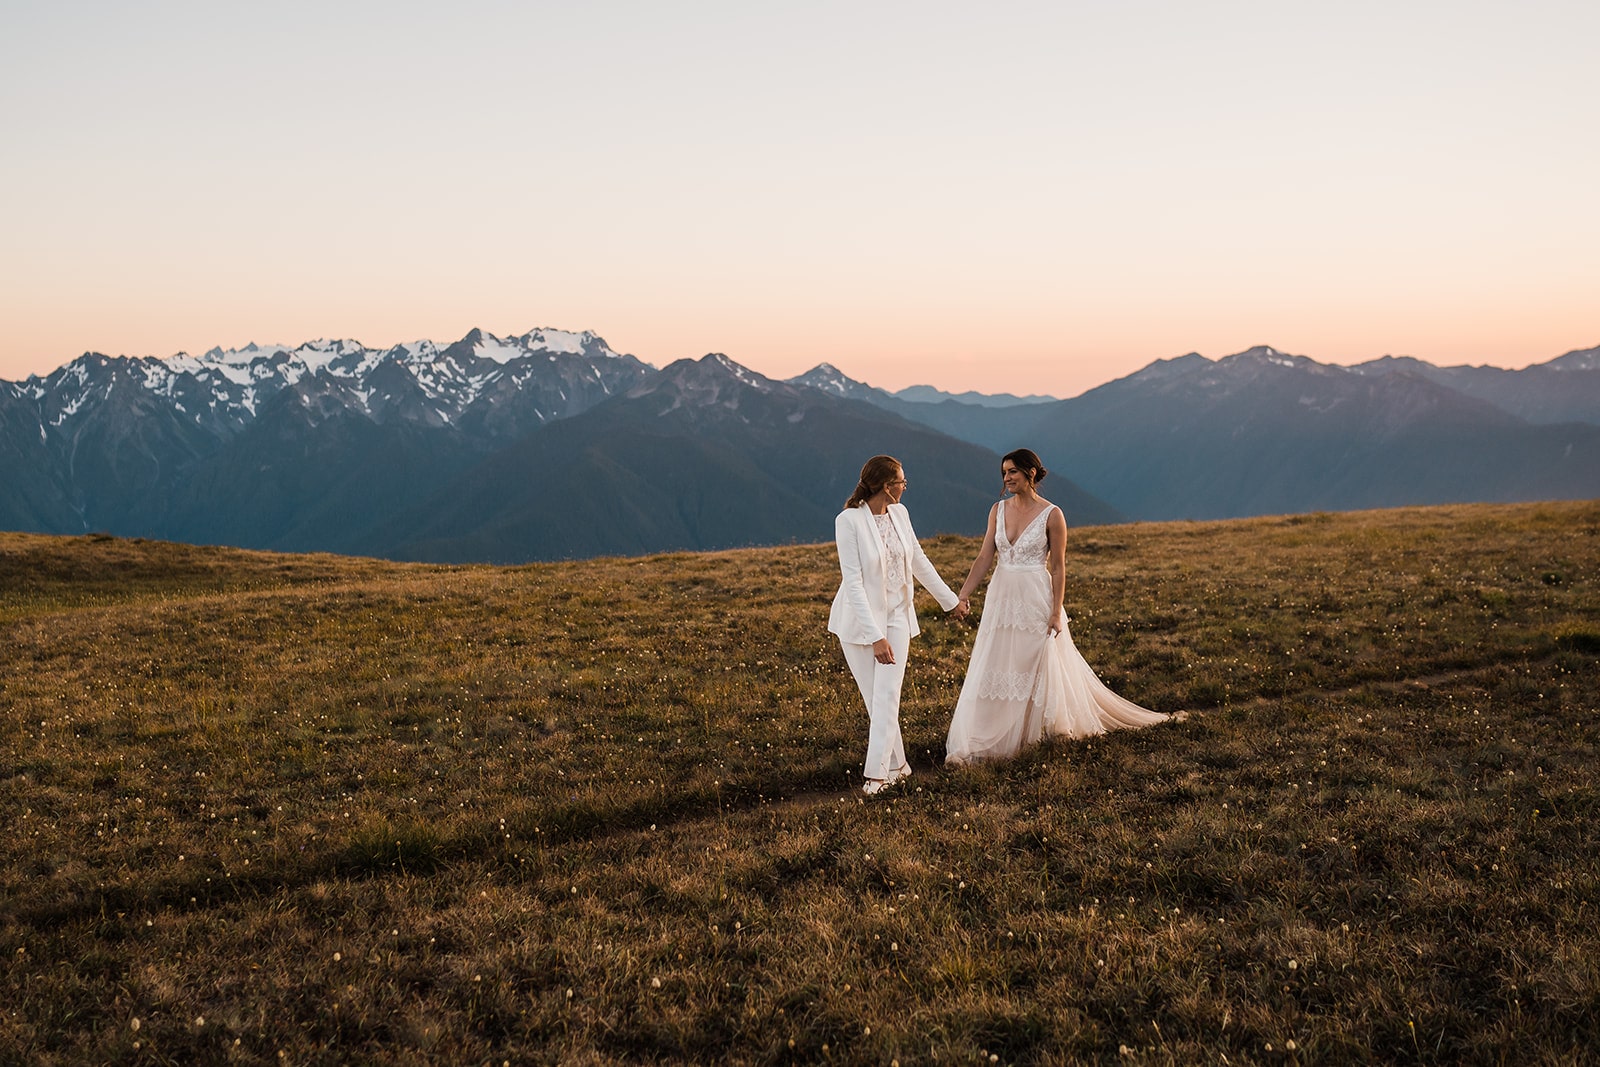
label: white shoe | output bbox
[863,767,912,797]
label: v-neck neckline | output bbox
[1003,499,1050,546]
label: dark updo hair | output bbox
[1002,448,1047,485]
[845,454,903,509]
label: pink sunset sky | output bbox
[2,1,1595,399]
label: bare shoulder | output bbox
[1044,499,1069,534]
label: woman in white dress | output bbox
[945,449,1171,765]
[829,455,968,795]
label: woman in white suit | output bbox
[829,455,967,795]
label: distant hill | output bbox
[801,346,1600,521]
[892,383,1058,407]
[1349,344,1600,426]
[1028,346,1600,520]
[381,354,1122,563]
[790,363,1051,453]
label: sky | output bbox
[2,0,1595,399]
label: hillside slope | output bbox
[3,500,1597,1061]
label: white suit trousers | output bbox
[840,616,913,782]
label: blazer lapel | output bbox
[854,505,884,574]
[890,506,913,559]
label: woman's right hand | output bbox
[872,638,895,665]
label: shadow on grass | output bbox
[11,760,861,928]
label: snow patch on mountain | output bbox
[800,362,852,394]
[1549,345,1600,371]
[50,389,90,426]
[200,342,291,365]
[473,335,529,364]
[710,352,768,390]
[2,327,655,456]
[520,328,592,356]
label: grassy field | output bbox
[1,501,1597,1065]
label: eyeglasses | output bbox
[887,478,908,488]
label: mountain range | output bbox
[803,345,1600,521]
[374,354,1121,563]
[1,330,652,551]
[2,333,1596,559]
[0,330,1118,561]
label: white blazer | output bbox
[828,502,960,646]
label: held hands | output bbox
[949,597,971,622]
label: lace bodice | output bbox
[997,499,1053,568]
[874,511,907,578]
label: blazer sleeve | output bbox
[901,507,960,611]
[835,509,887,644]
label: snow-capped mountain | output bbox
[789,362,895,405]
[0,337,1119,558]
[0,328,652,538]
[21,327,645,436]
[4,332,1598,558]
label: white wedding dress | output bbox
[945,500,1170,765]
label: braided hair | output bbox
[845,455,903,509]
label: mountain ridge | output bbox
[0,339,1124,560]
[4,333,1596,556]
[792,344,1600,520]
[377,352,1122,563]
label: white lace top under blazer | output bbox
[828,502,960,646]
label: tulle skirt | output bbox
[945,564,1169,765]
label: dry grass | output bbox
[1,501,1597,1064]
